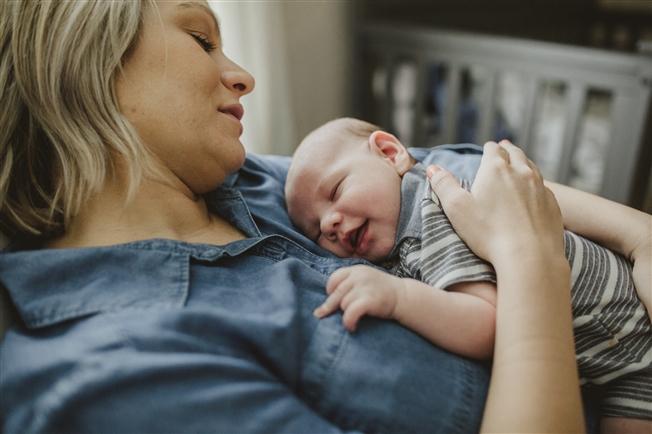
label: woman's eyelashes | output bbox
[190,33,216,52]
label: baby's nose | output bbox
[320,211,342,241]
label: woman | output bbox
[0,1,585,433]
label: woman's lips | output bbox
[218,104,244,136]
[218,110,243,135]
[219,103,244,120]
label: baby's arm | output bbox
[546,179,652,317]
[394,278,496,359]
[546,180,650,259]
[314,265,496,359]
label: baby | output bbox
[285,117,652,423]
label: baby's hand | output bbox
[314,265,405,332]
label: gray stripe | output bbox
[394,187,651,400]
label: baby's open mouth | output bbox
[350,221,368,251]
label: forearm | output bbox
[481,255,584,433]
[393,278,495,359]
[546,179,652,260]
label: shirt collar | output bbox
[388,163,428,258]
[204,185,262,238]
[222,170,239,189]
[0,182,267,330]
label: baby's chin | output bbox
[363,241,395,263]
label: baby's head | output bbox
[286,118,415,262]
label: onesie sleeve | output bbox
[418,182,496,290]
[390,237,423,281]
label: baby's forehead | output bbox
[291,140,343,177]
[288,125,368,189]
[302,129,362,161]
[285,159,321,232]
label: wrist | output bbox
[492,240,568,270]
[493,250,571,287]
[390,276,409,322]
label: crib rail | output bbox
[356,23,652,204]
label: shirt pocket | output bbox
[301,315,488,434]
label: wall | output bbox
[210,0,354,155]
[282,1,354,144]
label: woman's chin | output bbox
[217,140,247,177]
[233,141,247,166]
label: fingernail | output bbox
[427,165,441,178]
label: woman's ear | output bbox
[368,130,413,175]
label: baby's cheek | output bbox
[318,238,343,257]
[378,226,399,260]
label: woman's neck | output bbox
[48,175,245,249]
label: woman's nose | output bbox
[222,58,255,96]
[320,211,342,242]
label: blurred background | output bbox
[210,0,652,211]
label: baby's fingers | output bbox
[342,298,370,332]
[313,294,340,318]
[326,267,352,294]
[314,280,353,318]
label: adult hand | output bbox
[427,140,565,270]
[429,141,582,433]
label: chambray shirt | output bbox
[0,145,490,434]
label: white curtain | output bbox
[209,1,298,156]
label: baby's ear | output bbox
[368,130,413,175]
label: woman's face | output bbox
[116,0,254,194]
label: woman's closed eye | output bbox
[190,33,216,52]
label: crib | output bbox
[354,23,652,206]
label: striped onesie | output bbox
[388,164,652,420]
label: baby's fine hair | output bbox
[286,117,383,211]
[0,0,160,242]
[300,117,382,147]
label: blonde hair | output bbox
[0,0,158,242]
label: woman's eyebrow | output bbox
[176,2,221,37]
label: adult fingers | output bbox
[498,140,527,167]
[426,165,471,217]
[499,139,545,184]
[483,141,510,165]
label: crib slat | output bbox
[518,77,539,155]
[477,70,498,144]
[555,83,586,184]
[382,55,395,131]
[360,24,652,206]
[443,64,462,144]
[600,90,649,202]
[411,55,427,147]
